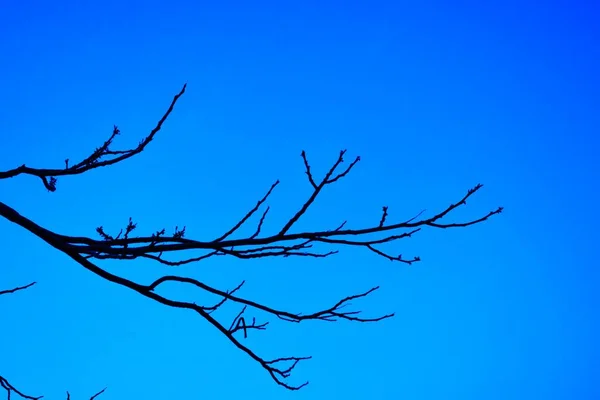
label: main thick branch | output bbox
[0,84,502,390]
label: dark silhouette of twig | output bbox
[0,282,36,296]
[1,285,106,399]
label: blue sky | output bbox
[1,0,598,399]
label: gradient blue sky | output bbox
[1,1,598,399]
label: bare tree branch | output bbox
[0,284,44,400]
[0,84,186,191]
[66,388,106,400]
[1,286,106,399]
[0,282,36,296]
[0,84,502,391]
[1,375,43,400]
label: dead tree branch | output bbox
[0,84,502,390]
[0,282,36,296]
[0,284,42,400]
[1,286,105,399]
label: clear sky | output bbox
[1,0,598,399]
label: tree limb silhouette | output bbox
[0,83,502,390]
[0,285,106,399]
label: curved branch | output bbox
[0,282,36,296]
[1,286,106,399]
[0,84,186,191]
[0,84,503,391]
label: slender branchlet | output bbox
[0,284,106,399]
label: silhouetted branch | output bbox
[0,282,36,296]
[1,286,106,399]
[0,84,186,191]
[1,284,43,400]
[1,375,42,400]
[66,388,106,400]
[215,180,280,242]
[0,84,503,390]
